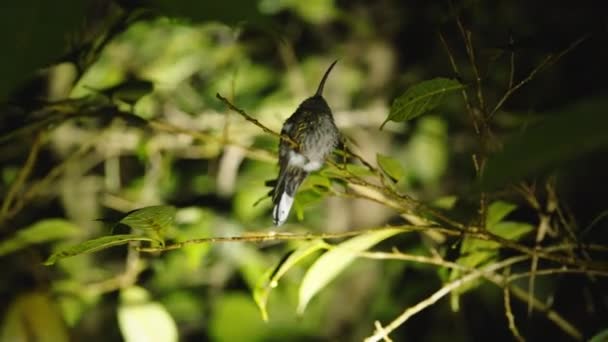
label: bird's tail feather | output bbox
[272,166,307,226]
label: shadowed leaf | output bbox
[380,78,462,129]
[0,219,80,257]
[44,235,155,265]
[481,96,608,190]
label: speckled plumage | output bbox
[271,61,340,226]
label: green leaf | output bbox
[298,228,403,314]
[300,174,332,193]
[450,220,534,310]
[376,153,406,182]
[589,328,608,342]
[320,163,375,180]
[380,78,462,129]
[432,196,458,210]
[0,292,69,342]
[118,287,178,342]
[481,95,608,190]
[210,294,270,342]
[490,221,534,241]
[120,205,176,244]
[0,219,80,257]
[486,201,517,228]
[44,235,154,265]
[254,240,327,321]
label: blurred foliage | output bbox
[1,1,608,341]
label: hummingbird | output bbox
[271,60,341,226]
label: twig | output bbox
[136,225,445,253]
[216,93,299,149]
[508,268,608,281]
[148,119,276,163]
[503,268,525,342]
[0,132,44,225]
[438,31,480,135]
[374,321,393,342]
[489,34,589,118]
[4,132,100,221]
[365,255,530,342]
[508,33,516,89]
[489,276,583,340]
[456,18,485,112]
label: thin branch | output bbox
[438,30,480,135]
[489,34,589,118]
[488,275,583,340]
[365,255,530,342]
[508,268,608,281]
[503,268,525,342]
[148,119,276,163]
[216,93,299,149]
[136,225,446,253]
[0,132,44,224]
[4,133,100,221]
[374,321,393,342]
[456,18,485,112]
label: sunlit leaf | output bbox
[118,287,178,342]
[380,78,462,129]
[432,195,458,210]
[481,96,608,190]
[300,174,332,192]
[486,201,517,228]
[44,235,155,265]
[490,221,534,241]
[376,153,406,182]
[0,292,69,342]
[0,219,80,257]
[254,240,327,321]
[298,228,403,313]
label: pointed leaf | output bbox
[486,201,517,228]
[44,235,154,265]
[254,240,327,321]
[120,205,176,232]
[120,205,176,244]
[590,329,608,342]
[490,221,534,241]
[376,153,406,182]
[0,219,80,257]
[298,228,403,313]
[380,78,462,129]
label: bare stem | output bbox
[489,34,589,118]
[0,132,44,226]
[216,93,299,149]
